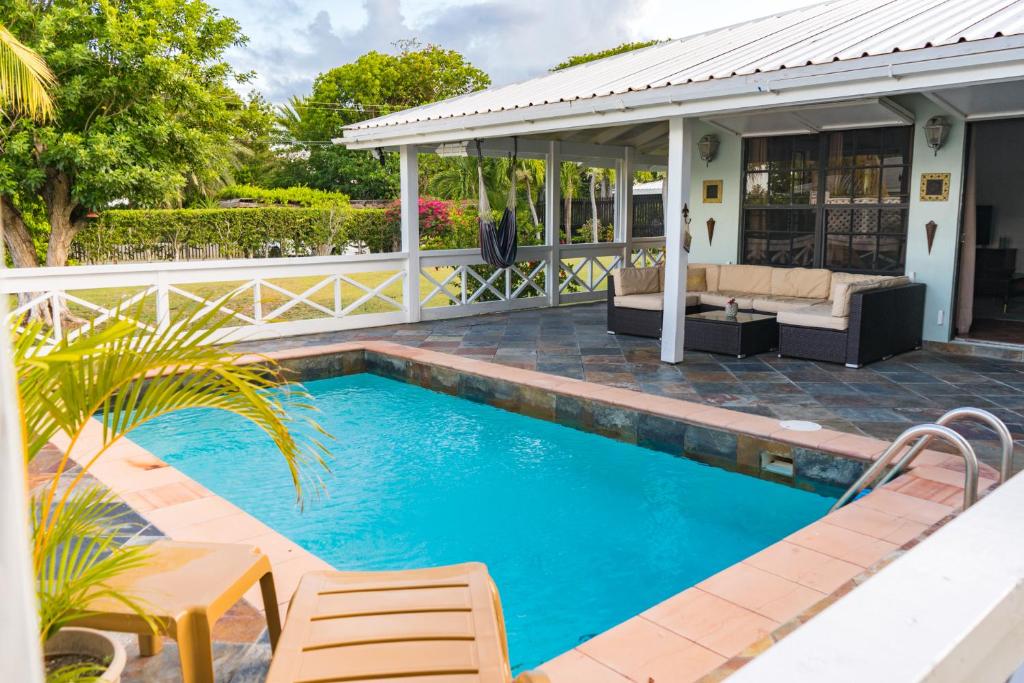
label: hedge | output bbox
[214,184,351,209]
[72,207,395,263]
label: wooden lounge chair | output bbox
[266,562,549,683]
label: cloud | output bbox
[218,0,656,103]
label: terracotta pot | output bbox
[45,627,127,683]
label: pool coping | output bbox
[55,340,1000,682]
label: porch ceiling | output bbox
[927,80,1024,120]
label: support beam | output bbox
[545,141,562,307]
[0,243,44,682]
[661,117,693,364]
[615,147,635,262]
[399,145,421,322]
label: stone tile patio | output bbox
[235,302,1024,474]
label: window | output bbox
[741,127,911,274]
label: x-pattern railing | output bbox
[420,261,546,308]
[631,247,665,268]
[559,254,621,293]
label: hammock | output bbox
[476,140,518,268]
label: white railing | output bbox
[419,246,550,320]
[2,253,408,344]
[558,242,625,304]
[2,237,666,345]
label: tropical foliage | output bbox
[74,206,395,262]
[15,306,330,646]
[272,42,490,199]
[215,184,351,209]
[0,0,270,269]
[551,40,664,71]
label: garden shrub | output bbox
[215,184,351,209]
[73,206,397,262]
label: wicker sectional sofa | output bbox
[607,263,925,367]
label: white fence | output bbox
[2,238,665,345]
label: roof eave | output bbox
[337,36,1024,150]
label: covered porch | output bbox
[340,22,1024,365]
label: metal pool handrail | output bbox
[829,423,980,514]
[876,407,1014,486]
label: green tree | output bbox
[281,42,490,199]
[0,0,255,269]
[551,40,663,71]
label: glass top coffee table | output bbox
[684,310,778,358]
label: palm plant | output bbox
[0,22,56,120]
[15,304,330,647]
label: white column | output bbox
[399,145,421,322]
[0,273,44,681]
[545,141,561,307]
[661,117,693,364]
[615,147,635,264]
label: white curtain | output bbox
[956,127,977,336]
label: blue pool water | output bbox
[130,373,833,668]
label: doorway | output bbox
[957,119,1024,344]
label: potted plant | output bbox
[724,297,739,319]
[16,304,329,681]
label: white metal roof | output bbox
[343,0,1024,137]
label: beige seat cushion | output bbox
[687,267,707,292]
[690,263,720,292]
[753,296,828,313]
[778,303,850,331]
[771,268,832,299]
[614,292,699,311]
[718,264,774,295]
[830,275,911,317]
[613,267,661,296]
[699,291,755,309]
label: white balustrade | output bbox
[2,238,665,349]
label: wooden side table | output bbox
[77,540,282,683]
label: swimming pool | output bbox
[130,372,833,668]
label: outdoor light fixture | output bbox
[924,116,950,155]
[682,203,693,252]
[698,134,720,165]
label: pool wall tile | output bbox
[517,385,556,421]
[637,413,687,455]
[794,449,867,494]
[555,394,592,431]
[591,404,639,443]
[428,364,462,395]
[277,351,350,382]
[684,425,738,468]
[364,351,410,381]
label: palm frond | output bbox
[33,487,154,642]
[0,23,55,120]
[17,302,330,505]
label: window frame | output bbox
[739,126,914,274]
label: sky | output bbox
[211,0,816,104]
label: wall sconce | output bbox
[706,217,716,245]
[682,203,692,252]
[698,134,719,166]
[923,116,950,156]
[925,221,938,254]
